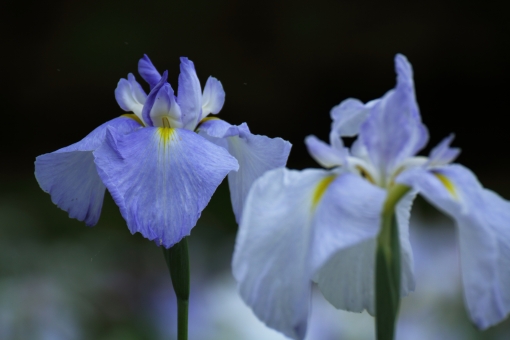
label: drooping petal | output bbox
[360,54,429,177]
[115,73,147,119]
[427,134,461,167]
[201,76,225,118]
[232,167,333,340]
[330,98,378,137]
[398,164,510,328]
[94,126,238,248]
[305,135,345,168]
[141,71,182,128]
[314,185,415,315]
[315,239,377,314]
[138,54,161,89]
[395,191,417,296]
[310,173,385,270]
[177,57,203,130]
[314,179,415,315]
[34,116,141,226]
[199,120,291,222]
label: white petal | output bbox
[201,76,225,118]
[398,164,509,328]
[233,167,333,339]
[304,135,345,168]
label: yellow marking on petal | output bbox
[121,113,144,126]
[200,116,220,123]
[157,127,177,146]
[434,172,457,199]
[355,165,376,185]
[195,116,220,132]
[312,175,336,208]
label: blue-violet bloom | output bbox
[232,54,510,339]
[35,55,291,248]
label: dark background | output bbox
[1,0,510,338]
[3,0,510,182]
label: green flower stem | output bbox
[163,237,190,340]
[375,184,410,340]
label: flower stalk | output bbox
[163,237,190,340]
[375,184,410,340]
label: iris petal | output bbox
[199,120,291,222]
[138,54,161,89]
[94,126,238,248]
[201,76,225,118]
[115,73,147,118]
[177,57,203,130]
[305,135,345,168]
[427,134,461,167]
[35,117,141,226]
[398,164,510,328]
[233,168,333,340]
[359,54,429,178]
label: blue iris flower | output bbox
[35,55,291,248]
[232,54,510,339]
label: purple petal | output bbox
[141,71,176,127]
[94,126,239,248]
[177,57,203,130]
[360,54,429,176]
[138,54,161,89]
[34,117,141,226]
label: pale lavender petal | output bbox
[398,164,510,328]
[34,117,141,226]
[315,184,415,315]
[138,54,161,89]
[94,126,238,248]
[177,57,203,130]
[305,135,345,168]
[427,134,461,167]
[233,167,334,340]
[199,120,291,222]
[330,98,378,137]
[201,76,225,117]
[360,54,429,175]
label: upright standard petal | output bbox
[177,57,203,130]
[115,73,147,118]
[330,98,378,137]
[427,134,461,167]
[138,54,161,89]
[359,54,428,179]
[233,167,333,340]
[398,164,510,328]
[201,76,225,118]
[305,135,345,168]
[35,116,141,226]
[94,126,238,248]
[141,71,182,128]
[199,120,291,222]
